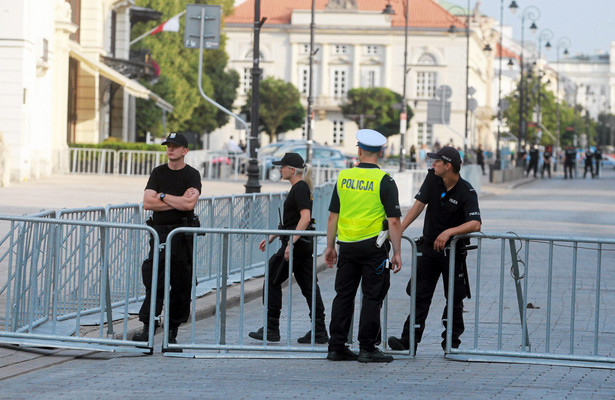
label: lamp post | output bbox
[447,1,471,161]
[306,0,315,163]
[535,29,552,144]
[495,0,505,168]
[382,0,409,172]
[509,1,539,152]
[555,36,571,172]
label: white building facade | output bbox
[220,0,497,157]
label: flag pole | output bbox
[130,10,186,46]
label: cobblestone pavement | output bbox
[1,169,615,399]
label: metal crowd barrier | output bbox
[0,215,160,353]
[0,183,334,353]
[159,228,418,358]
[446,232,615,369]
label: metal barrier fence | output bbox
[446,232,615,369]
[158,227,418,357]
[0,183,334,352]
[0,215,160,353]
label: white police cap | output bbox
[356,129,386,152]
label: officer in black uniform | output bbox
[594,148,602,178]
[541,148,552,178]
[564,146,576,179]
[388,146,481,353]
[133,133,202,349]
[583,149,594,178]
[526,145,539,177]
[517,146,527,169]
[325,129,402,363]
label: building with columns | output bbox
[220,0,497,157]
[0,0,170,183]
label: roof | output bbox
[225,0,465,30]
[497,43,519,61]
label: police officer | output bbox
[564,146,576,179]
[325,129,402,363]
[133,132,202,349]
[526,145,539,178]
[541,148,552,178]
[583,148,594,178]
[388,146,481,353]
[594,147,603,178]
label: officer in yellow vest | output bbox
[325,129,402,363]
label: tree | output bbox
[241,77,305,143]
[340,87,412,138]
[132,0,238,138]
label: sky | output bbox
[234,0,613,60]
[476,0,613,60]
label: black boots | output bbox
[248,326,281,342]
[131,323,158,342]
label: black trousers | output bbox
[583,163,594,178]
[564,162,575,179]
[541,162,551,178]
[138,226,193,329]
[526,160,538,177]
[400,244,467,347]
[328,237,390,352]
[263,239,326,331]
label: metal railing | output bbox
[158,228,418,357]
[445,232,615,369]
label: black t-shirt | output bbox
[565,149,576,163]
[415,169,481,244]
[529,148,539,160]
[585,151,594,165]
[543,151,552,161]
[328,163,402,218]
[282,180,312,230]
[145,163,202,225]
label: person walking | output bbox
[325,129,402,363]
[475,145,486,176]
[132,133,202,349]
[249,153,328,344]
[388,146,481,354]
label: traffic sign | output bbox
[184,5,221,49]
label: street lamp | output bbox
[382,0,409,172]
[555,36,571,172]
[447,0,471,161]
[535,29,553,145]
[306,0,315,163]
[495,0,506,168]
[509,1,540,153]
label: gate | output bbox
[446,232,615,369]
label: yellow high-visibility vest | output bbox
[337,167,387,242]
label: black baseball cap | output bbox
[272,152,305,168]
[427,146,462,166]
[161,132,188,147]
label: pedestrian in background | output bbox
[583,148,595,178]
[249,153,328,344]
[475,144,486,175]
[564,146,576,179]
[325,129,402,363]
[388,146,481,354]
[594,147,602,178]
[526,145,539,178]
[133,133,202,349]
[541,148,552,178]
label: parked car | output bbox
[260,140,346,181]
[601,154,615,169]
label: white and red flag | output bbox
[130,11,186,45]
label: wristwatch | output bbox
[159,193,166,201]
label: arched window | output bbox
[417,53,437,65]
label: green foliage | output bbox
[132,0,238,139]
[70,140,165,151]
[340,88,413,138]
[241,77,305,142]
[501,71,596,147]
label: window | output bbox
[332,120,345,145]
[300,43,310,54]
[417,123,433,146]
[330,68,347,100]
[361,67,380,88]
[333,44,347,54]
[416,71,436,98]
[241,68,252,95]
[365,45,379,55]
[299,66,318,97]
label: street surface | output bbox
[0,169,614,399]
